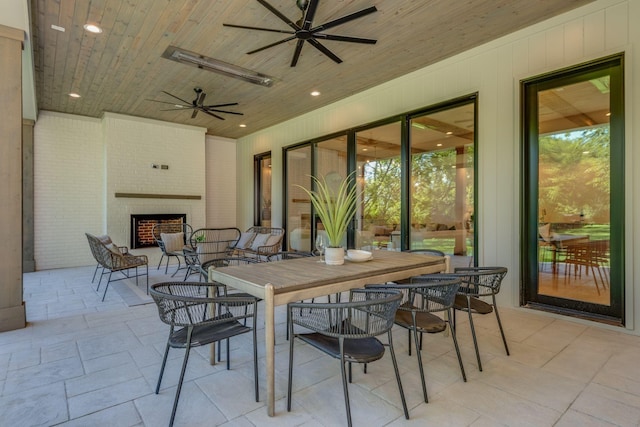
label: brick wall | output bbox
[34,111,212,269]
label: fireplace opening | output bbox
[131,214,187,249]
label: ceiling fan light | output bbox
[162,46,274,87]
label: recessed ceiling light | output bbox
[362,148,368,152]
[606,112,611,117]
[436,143,443,147]
[83,24,102,33]
[446,131,453,135]
[239,124,247,128]
[310,91,320,96]
[69,93,81,98]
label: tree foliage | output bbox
[539,126,610,224]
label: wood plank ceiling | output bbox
[31,0,596,139]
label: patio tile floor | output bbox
[0,264,638,426]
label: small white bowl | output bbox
[347,249,372,261]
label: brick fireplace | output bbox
[130,213,187,249]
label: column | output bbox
[0,24,26,331]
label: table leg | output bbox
[265,283,275,416]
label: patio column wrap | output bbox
[0,24,26,331]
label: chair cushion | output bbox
[265,234,282,248]
[161,232,184,253]
[97,234,113,245]
[454,294,493,314]
[236,232,256,249]
[297,333,385,363]
[394,310,446,333]
[250,233,271,251]
[106,243,122,255]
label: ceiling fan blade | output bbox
[223,23,294,35]
[161,91,192,105]
[203,110,225,120]
[256,0,299,30]
[313,6,377,32]
[312,33,377,44]
[160,107,195,111]
[147,99,189,106]
[207,109,244,116]
[290,40,305,67]
[197,91,206,106]
[202,102,239,108]
[191,109,198,119]
[247,36,297,55]
[301,0,319,30]
[307,38,342,64]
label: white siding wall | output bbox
[205,135,237,227]
[33,112,103,269]
[34,111,208,269]
[236,0,639,332]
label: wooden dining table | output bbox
[209,249,448,416]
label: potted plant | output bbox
[296,171,358,265]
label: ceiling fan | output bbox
[223,0,377,67]
[148,87,243,120]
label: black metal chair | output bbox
[451,266,509,371]
[266,250,315,261]
[367,276,466,403]
[200,257,263,360]
[287,288,408,427]
[405,248,446,257]
[182,227,242,280]
[149,282,259,427]
[397,248,448,355]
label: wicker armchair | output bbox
[85,233,148,301]
[451,266,509,371]
[287,288,408,426]
[367,276,466,403]
[150,282,258,427]
[152,223,193,276]
[89,234,129,283]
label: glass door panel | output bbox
[315,137,348,248]
[355,122,402,251]
[256,154,272,227]
[410,103,475,264]
[286,145,312,251]
[523,55,623,323]
[537,80,611,305]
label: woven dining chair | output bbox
[451,266,509,371]
[367,275,466,403]
[397,248,449,355]
[149,282,259,427]
[287,288,408,427]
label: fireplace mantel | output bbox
[115,193,201,200]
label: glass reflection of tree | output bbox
[539,126,610,225]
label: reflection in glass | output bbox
[355,122,401,251]
[537,78,611,306]
[410,103,475,261]
[287,145,312,251]
[259,155,272,226]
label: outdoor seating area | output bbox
[5,264,639,426]
[4,1,640,427]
